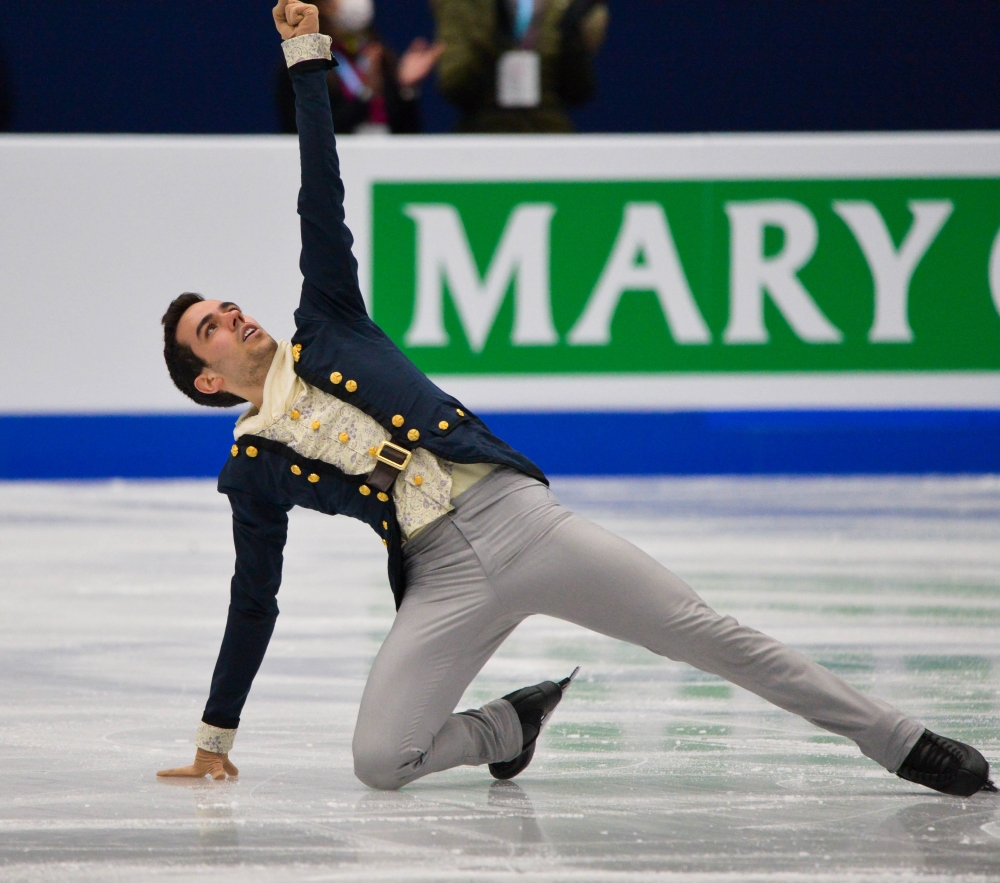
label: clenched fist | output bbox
[273,0,320,39]
[157,748,239,781]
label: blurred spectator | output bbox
[276,0,443,134]
[0,48,13,131]
[432,0,608,133]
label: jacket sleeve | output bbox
[201,491,291,730]
[383,49,422,135]
[290,61,369,322]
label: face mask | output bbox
[334,0,375,33]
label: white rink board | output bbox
[1,132,1000,415]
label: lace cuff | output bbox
[282,33,333,68]
[195,722,237,754]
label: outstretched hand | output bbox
[273,0,320,39]
[157,748,239,781]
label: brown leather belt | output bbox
[366,440,412,493]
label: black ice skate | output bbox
[896,729,998,797]
[489,667,580,781]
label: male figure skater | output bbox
[157,1,995,798]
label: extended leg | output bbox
[453,476,924,772]
[525,513,922,770]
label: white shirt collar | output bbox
[233,340,306,440]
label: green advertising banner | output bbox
[372,180,1000,375]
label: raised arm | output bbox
[276,1,368,321]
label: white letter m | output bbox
[403,203,558,353]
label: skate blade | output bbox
[557,666,581,692]
[538,667,580,739]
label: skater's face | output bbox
[176,299,277,402]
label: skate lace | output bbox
[900,732,961,783]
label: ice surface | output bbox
[1,476,999,882]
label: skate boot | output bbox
[896,729,998,797]
[489,667,580,781]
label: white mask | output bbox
[335,0,375,33]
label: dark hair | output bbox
[161,293,246,408]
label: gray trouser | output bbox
[352,469,924,790]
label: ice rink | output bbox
[2,476,999,882]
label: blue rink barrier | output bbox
[0,411,998,479]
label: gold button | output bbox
[377,492,389,502]
[407,429,420,442]
[246,446,258,458]
[311,420,321,431]
[456,408,465,417]
[291,465,302,476]
[330,372,343,384]
[413,475,423,486]
[438,421,449,431]
[382,521,388,530]
[382,539,388,547]
[290,409,301,420]
[231,445,239,457]
[308,473,320,483]
[392,414,405,428]
[339,432,349,444]
[292,344,302,362]
[345,380,358,393]
[359,484,371,496]
[369,446,378,457]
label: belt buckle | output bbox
[375,440,412,472]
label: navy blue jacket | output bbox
[202,60,545,731]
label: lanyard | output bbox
[513,0,534,42]
[331,50,369,99]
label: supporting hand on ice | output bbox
[156,749,239,781]
[272,0,320,39]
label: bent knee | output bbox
[353,743,408,791]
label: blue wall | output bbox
[2,412,997,479]
[0,1,997,134]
